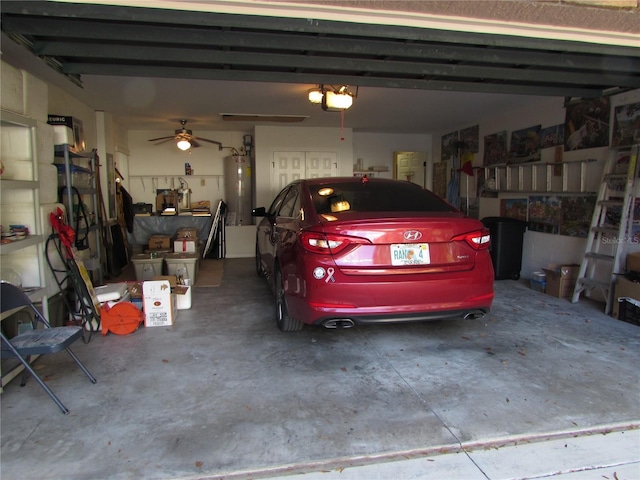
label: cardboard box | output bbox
[176,227,198,239]
[151,275,191,310]
[143,279,176,327]
[174,239,197,253]
[126,281,144,299]
[626,252,640,273]
[148,235,171,250]
[542,264,579,298]
[612,275,640,318]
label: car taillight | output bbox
[452,229,491,250]
[300,232,370,255]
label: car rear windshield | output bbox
[311,181,457,214]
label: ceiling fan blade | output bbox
[197,137,223,148]
[148,135,175,142]
[151,138,175,145]
[190,139,201,148]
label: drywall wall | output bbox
[353,132,432,183]
[433,89,640,282]
[126,129,249,211]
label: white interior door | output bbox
[272,151,306,192]
[305,151,337,178]
[271,151,337,196]
[394,151,427,187]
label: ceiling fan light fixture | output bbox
[177,139,191,151]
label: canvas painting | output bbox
[500,198,528,221]
[441,131,459,161]
[459,125,479,153]
[509,125,541,163]
[483,131,508,166]
[564,97,610,151]
[559,195,596,238]
[540,124,564,148]
[528,195,561,234]
[432,161,448,199]
[611,101,640,147]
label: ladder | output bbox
[571,144,639,314]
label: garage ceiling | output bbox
[1,1,639,133]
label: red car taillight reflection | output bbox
[300,232,370,255]
[451,229,491,250]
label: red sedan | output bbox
[252,177,494,331]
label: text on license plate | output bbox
[390,243,430,265]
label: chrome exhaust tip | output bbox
[323,319,355,329]
[463,311,485,320]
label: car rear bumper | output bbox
[283,266,494,326]
[312,306,490,328]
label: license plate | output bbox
[390,243,430,265]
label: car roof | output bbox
[296,177,418,187]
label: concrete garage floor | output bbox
[1,258,639,480]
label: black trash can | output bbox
[482,217,527,280]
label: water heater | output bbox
[224,156,253,226]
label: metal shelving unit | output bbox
[54,145,103,285]
[0,109,48,390]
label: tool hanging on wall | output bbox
[57,185,91,251]
[46,207,101,341]
[92,150,121,278]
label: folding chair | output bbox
[0,282,97,414]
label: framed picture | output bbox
[611,101,640,147]
[460,125,479,153]
[483,131,508,166]
[441,131,458,161]
[540,124,564,148]
[564,97,610,151]
[509,125,541,163]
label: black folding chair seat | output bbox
[1,282,97,414]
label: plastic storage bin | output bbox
[530,271,547,293]
[55,163,93,189]
[131,253,165,281]
[482,217,527,280]
[617,297,640,326]
[164,252,198,283]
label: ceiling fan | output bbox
[148,120,222,151]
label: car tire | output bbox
[255,242,265,278]
[275,268,304,332]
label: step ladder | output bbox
[571,144,639,314]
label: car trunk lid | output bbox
[316,213,487,274]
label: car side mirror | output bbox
[252,207,267,217]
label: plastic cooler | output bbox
[131,253,165,281]
[164,252,198,283]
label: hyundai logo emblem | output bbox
[403,231,422,241]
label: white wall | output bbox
[353,132,432,183]
[433,89,640,280]
[126,129,249,209]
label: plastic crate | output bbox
[530,271,546,293]
[617,298,640,326]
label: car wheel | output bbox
[275,268,304,332]
[255,242,265,277]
